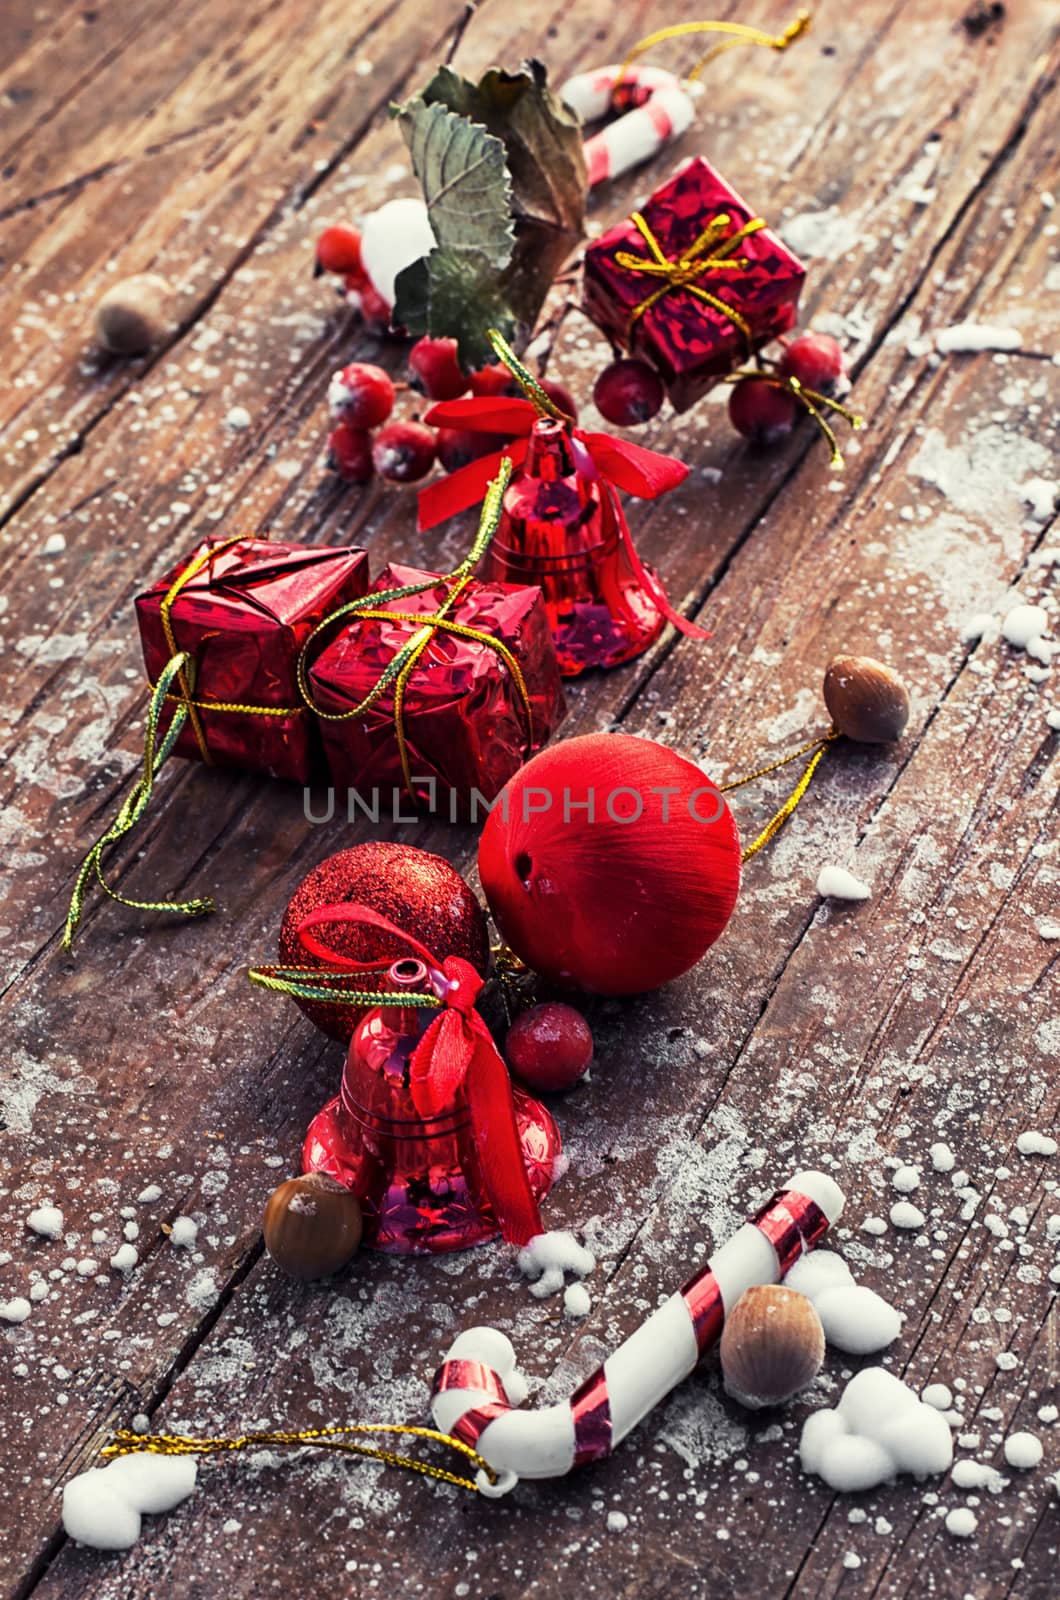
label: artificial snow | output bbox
[945,1507,978,1537]
[952,1459,1007,1492]
[563,1282,592,1319]
[930,1143,956,1174]
[893,1165,921,1193]
[890,1201,926,1230]
[1002,604,1056,664]
[62,1454,198,1551]
[800,1368,953,1491]
[606,1510,629,1533]
[0,1297,32,1323]
[517,1231,595,1300]
[922,1384,953,1411]
[934,323,1022,354]
[26,1205,64,1239]
[1016,1131,1057,1157]
[137,1185,162,1204]
[109,1244,138,1273]
[169,1217,198,1248]
[1003,1431,1043,1469]
[784,1251,900,1355]
[816,865,871,901]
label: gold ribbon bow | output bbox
[615,210,768,340]
[297,459,532,800]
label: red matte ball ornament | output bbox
[479,734,741,995]
[279,842,490,1042]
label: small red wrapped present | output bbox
[136,536,369,783]
[583,156,805,411]
[307,563,567,817]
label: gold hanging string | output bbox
[725,370,865,470]
[62,653,216,952]
[102,1422,496,1496]
[486,328,572,420]
[247,963,445,1008]
[616,13,812,89]
[295,460,530,800]
[721,728,840,862]
[615,210,765,339]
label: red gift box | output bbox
[307,563,567,817]
[583,156,805,411]
[136,537,369,783]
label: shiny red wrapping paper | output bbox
[583,156,805,411]
[136,538,369,783]
[309,563,567,816]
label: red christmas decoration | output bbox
[289,907,561,1253]
[506,1002,594,1093]
[417,335,704,676]
[479,733,742,995]
[582,157,805,411]
[278,843,490,1043]
[136,536,369,783]
[307,560,567,817]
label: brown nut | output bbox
[720,1284,825,1410]
[823,654,910,744]
[263,1173,362,1279]
[93,273,171,355]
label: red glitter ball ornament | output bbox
[279,842,490,1042]
[506,1002,594,1092]
[479,733,741,995]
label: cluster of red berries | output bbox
[591,331,848,443]
[326,336,578,487]
[315,225,390,326]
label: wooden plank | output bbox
[1,1,1059,1596]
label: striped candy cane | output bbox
[561,65,695,188]
[432,1169,844,1495]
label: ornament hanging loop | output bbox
[726,369,865,470]
[721,727,840,861]
[616,12,812,90]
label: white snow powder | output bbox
[814,1285,902,1355]
[0,1297,32,1323]
[816,865,871,901]
[1016,1131,1057,1157]
[893,1165,921,1193]
[517,1231,595,1300]
[109,1244,138,1273]
[890,1201,925,1230]
[224,406,252,431]
[945,1507,978,1537]
[606,1510,629,1533]
[922,1384,953,1411]
[137,1185,162,1204]
[1003,1431,1043,1469]
[62,1454,197,1550]
[934,323,1022,354]
[169,1217,198,1248]
[563,1282,592,1319]
[26,1205,64,1239]
[952,1459,1007,1492]
[930,1142,956,1174]
[800,1368,953,1491]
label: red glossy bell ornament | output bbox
[297,912,561,1255]
[484,416,666,676]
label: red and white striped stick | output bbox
[431,1170,843,1495]
[561,65,695,188]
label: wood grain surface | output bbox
[1,2,1058,1597]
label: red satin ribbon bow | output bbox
[295,903,544,1248]
[416,396,707,641]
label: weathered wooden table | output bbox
[2,1,1059,1595]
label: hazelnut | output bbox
[720,1285,825,1410]
[823,654,910,744]
[93,273,171,355]
[262,1173,362,1279]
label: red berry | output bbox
[326,423,373,483]
[436,427,499,474]
[357,282,391,327]
[327,363,395,428]
[409,337,469,401]
[778,332,846,395]
[372,420,436,483]
[592,359,664,426]
[506,1002,593,1093]
[470,364,521,398]
[316,225,364,278]
[728,379,798,445]
[539,377,578,420]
